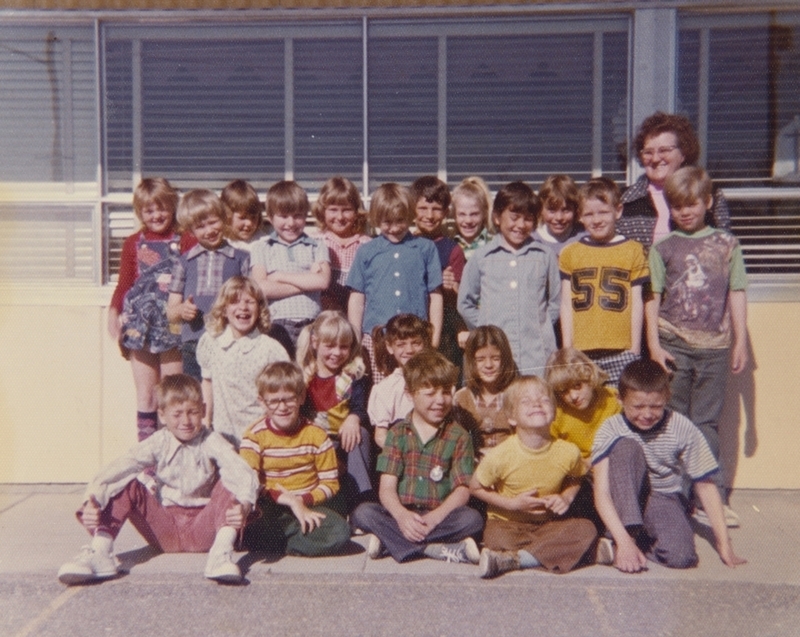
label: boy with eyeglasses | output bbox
[239,361,351,557]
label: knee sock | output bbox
[137,411,158,442]
[517,550,541,569]
[209,526,237,556]
[91,531,114,555]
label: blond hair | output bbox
[205,276,271,337]
[369,182,416,229]
[256,361,307,401]
[664,166,713,210]
[295,310,365,384]
[544,348,608,394]
[177,189,224,230]
[452,176,493,233]
[133,177,179,230]
[156,373,203,410]
[503,375,555,420]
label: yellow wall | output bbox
[0,297,798,488]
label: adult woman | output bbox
[618,111,731,251]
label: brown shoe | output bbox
[478,548,520,579]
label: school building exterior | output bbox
[0,0,798,487]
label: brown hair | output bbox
[221,180,263,226]
[663,166,713,210]
[633,111,700,167]
[176,189,225,230]
[266,180,310,218]
[369,182,416,229]
[618,359,671,399]
[311,176,367,233]
[133,177,179,229]
[492,181,541,222]
[371,314,433,375]
[156,373,203,410]
[579,177,622,212]
[462,326,518,394]
[403,350,459,394]
[411,176,452,211]
[256,361,307,401]
[538,174,580,214]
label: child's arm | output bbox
[268,261,331,292]
[374,427,388,449]
[592,457,648,573]
[347,291,366,335]
[166,292,198,323]
[107,307,122,341]
[559,279,574,348]
[456,259,480,329]
[539,476,581,517]
[428,289,443,348]
[629,283,644,355]
[469,473,546,514]
[251,264,303,300]
[645,292,675,371]
[378,473,429,543]
[729,289,748,374]
[694,479,747,567]
[275,488,327,534]
[420,484,471,532]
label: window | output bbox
[678,12,800,295]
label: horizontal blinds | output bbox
[679,17,800,280]
[0,205,94,281]
[0,25,97,185]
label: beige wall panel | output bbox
[100,324,139,470]
[0,304,102,483]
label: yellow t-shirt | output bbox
[474,435,585,523]
[551,386,621,458]
[559,238,649,351]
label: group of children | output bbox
[58,166,749,584]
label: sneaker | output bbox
[366,534,387,560]
[204,551,242,584]
[57,546,119,585]
[431,538,481,564]
[595,537,615,565]
[723,505,741,528]
[478,548,520,579]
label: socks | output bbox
[137,411,158,442]
[517,550,541,569]
[91,531,114,555]
[209,526,237,555]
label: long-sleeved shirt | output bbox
[84,427,259,509]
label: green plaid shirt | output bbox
[377,417,475,510]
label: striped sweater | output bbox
[240,417,339,507]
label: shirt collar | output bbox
[622,409,670,435]
[185,240,235,260]
[165,426,209,462]
[486,233,544,256]
[217,325,260,351]
[323,230,365,248]
[267,230,314,248]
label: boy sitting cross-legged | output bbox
[239,361,351,557]
[470,376,600,579]
[592,359,746,573]
[350,350,484,564]
[58,374,259,585]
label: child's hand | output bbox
[717,539,747,568]
[509,489,546,514]
[457,331,470,349]
[540,493,570,516]
[180,295,198,321]
[292,501,326,534]
[650,345,676,374]
[731,340,748,374]
[442,266,458,293]
[338,415,362,453]
[80,496,102,532]
[310,261,323,274]
[614,536,648,573]
[107,309,123,341]
[396,508,429,543]
[225,499,252,530]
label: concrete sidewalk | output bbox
[1,485,799,636]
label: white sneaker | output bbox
[366,534,386,560]
[58,546,119,585]
[432,538,481,564]
[723,505,741,528]
[204,551,242,583]
[595,537,615,565]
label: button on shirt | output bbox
[346,233,443,334]
[84,428,259,510]
[250,231,330,321]
[458,234,560,376]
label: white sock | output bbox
[91,531,114,555]
[209,526,237,555]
